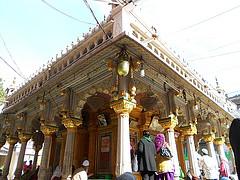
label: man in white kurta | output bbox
[72,160,89,180]
[199,149,219,180]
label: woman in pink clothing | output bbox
[154,133,174,180]
[220,156,230,180]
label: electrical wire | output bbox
[127,2,240,65]
[189,50,240,62]
[208,40,240,52]
[175,4,240,33]
[41,0,96,25]
[0,56,27,80]
[82,0,108,35]
[128,10,154,36]
[0,33,26,79]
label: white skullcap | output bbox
[82,160,89,167]
[202,148,208,155]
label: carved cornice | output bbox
[214,136,225,145]
[62,117,82,129]
[110,99,136,114]
[203,133,215,143]
[40,125,58,136]
[179,123,197,136]
[158,114,178,130]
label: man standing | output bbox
[229,118,240,179]
[137,130,157,180]
[199,148,219,180]
[72,160,89,180]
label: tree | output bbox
[0,78,6,106]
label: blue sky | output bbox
[1,0,240,95]
[0,0,109,87]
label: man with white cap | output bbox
[72,160,89,180]
[199,148,219,180]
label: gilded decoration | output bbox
[203,133,215,143]
[110,99,136,114]
[18,132,32,142]
[214,137,225,145]
[62,118,82,129]
[6,136,18,145]
[179,123,197,136]
[226,143,231,149]
[40,125,58,136]
[158,114,178,130]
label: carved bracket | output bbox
[179,123,197,136]
[40,125,58,136]
[158,114,178,130]
[203,133,215,143]
[62,117,82,129]
[110,99,136,114]
[214,136,225,145]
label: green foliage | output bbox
[0,78,6,105]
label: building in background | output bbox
[228,92,240,110]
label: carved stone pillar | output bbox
[111,99,136,176]
[0,136,6,149]
[226,144,236,174]
[61,118,81,180]
[214,137,226,160]
[180,123,200,178]
[59,131,66,168]
[2,137,18,179]
[203,133,218,164]
[178,135,187,173]
[14,133,32,180]
[159,115,180,179]
[33,144,42,170]
[88,112,97,175]
[52,134,63,169]
[38,125,57,180]
[32,131,44,170]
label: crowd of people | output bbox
[16,117,240,180]
[50,160,91,180]
[136,130,233,180]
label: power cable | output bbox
[0,56,27,80]
[128,10,153,35]
[41,0,96,25]
[189,50,240,62]
[82,0,108,35]
[0,33,26,79]
[208,40,240,52]
[175,4,240,33]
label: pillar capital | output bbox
[179,123,197,136]
[41,125,58,136]
[110,99,136,114]
[18,132,32,143]
[158,114,178,130]
[62,117,82,129]
[203,133,215,142]
[214,136,225,145]
[7,136,18,145]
